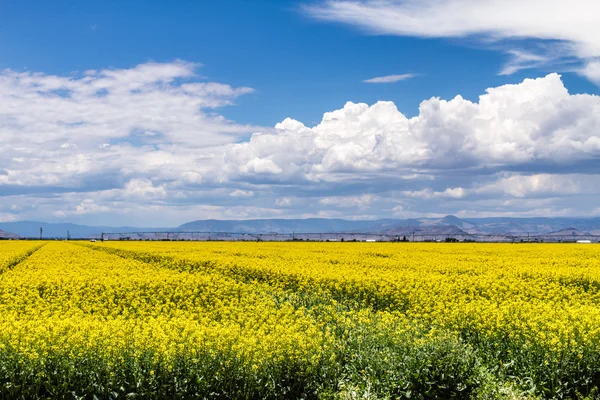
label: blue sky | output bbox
[1,0,600,226]
[4,0,598,126]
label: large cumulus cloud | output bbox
[235,73,600,180]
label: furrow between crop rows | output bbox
[0,242,46,274]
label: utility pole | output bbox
[67,230,70,240]
[40,227,43,240]
[412,230,415,242]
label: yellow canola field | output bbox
[96,241,600,354]
[3,240,600,399]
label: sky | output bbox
[1,0,600,226]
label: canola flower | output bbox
[2,241,600,398]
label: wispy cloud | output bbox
[305,0,600,84]
[498,50,550,76]
[363,73,417,83]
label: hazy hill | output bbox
[377,225,469,236]
[545,228,591,237]
[177,218,400,233]
[179,216,600,236]
[0,221,168,239]
[0,229,18,239]
[3,216,600,238]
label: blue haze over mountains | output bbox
[2,216,600,238]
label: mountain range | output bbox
[178,215,600,236]
[2,216,600,239]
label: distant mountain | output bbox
[3,215,600,238]
[0,229,18,239]
[364,217,474,234]
[179,216,600,236]
[177,218,395,234]
[376,225,469,236]
[0,221,168,239]
[458,217,600,235]
[545,228,591,237]
[177,218,472,237]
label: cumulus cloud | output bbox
[363,73,417,83]
[240,158,283,175]
[123,179,166,199]
[232,74,600,180]
[2,63,600,223]
[305,0,600,82]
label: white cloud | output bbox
[275,197,292,207]
[305,0,600,82]
[0,213,17,222]
[240,158,283,175]
[74,199,112,215]
[363,74,417,83]
[580,61,600,84]
[2,62,600,223]
[230,189,254,198]
[230,74,600,181]
[319,194,378,208]
[476,174,600,197]
[124,179,167,199]
[499,50,550,76]
[0,60,255,189]
[443,187,466,199]
[453,207,581,219]
[402,187,466,199]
